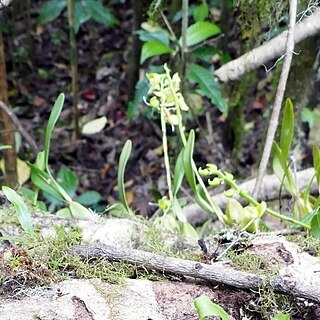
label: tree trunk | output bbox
[0,30,17,188]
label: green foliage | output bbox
[130,3,228,118]
[301,108,320,128]
[193,4,209,22]
[0,145,12,150]
[199,163,310,230]
[187,63,228,115]
[38,0,117,33]
[28,94,97,219]
[194,295,229,320]
[38,0,67,25]
[2,186,34,235]
[117,140,134,216]
[271,99,320,236]
[140,40,173,64]
[271,314,291,320]
[127,79,150,118]
[181,21,220,47]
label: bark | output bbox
[214,7,320,83]
[183,167,317,226]
[71,244,320,303]
[0,30,17,187]
[252,0,297,199]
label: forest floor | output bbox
[4,1,283,217]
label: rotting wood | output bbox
[70,244,320,303]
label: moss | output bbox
[225,250,278,277]
[286,234,320,257]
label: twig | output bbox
[214,7,320,82]
[0,101,38,154]
[70,243,320,302]
[252,0,297,199]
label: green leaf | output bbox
[38,0,67,25]
[180,222,198,239]
[172,196,186,223]
[45,93,65,176]
[272,142,296,195]
[127,78,149,118]
[19,186,47,211]
[311,212,320,239]
[313,145,320,186]
[69,201,93,219]
[183,130,197,193]
[28,163,65,201]
[187,63,227,115]
[2,186,34,235]
[194,295,229,320]
[74,2,90,33]
[271,313,291,320]
[82,0,118,26]
[193,4,209,22]
[135,29,170,46]
[173,147,185,196]
[0,145,11,150]
[57,167,79,198]
[56,207,73,218]
[77,191,101,206]
[280,99,294,160]
[140,40,173,64]
[192,46,230,64]
[118,140,134,215]
[183,21,220,47]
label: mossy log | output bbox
[71,243,320,303]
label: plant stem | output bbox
[213,170,310,229]
[252,0,297,198]
[160,103,173,204]
[181,0,188,85]
[164,65,225,222]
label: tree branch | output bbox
[0,101,39,154]
[71,243,320,303]
[214,7,320,83]
[252,0,297,199]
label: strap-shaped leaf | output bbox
[183,130,197,193]
[173,147,185,196]
[280,99,294,160]
[313,145,320,187]
[118,140,133,215]
[28,163,67,202]
[180,221,198,239]
[140,40,173,64]
[45,93,65,176]
[272,142,295,195]
[2,186,34,235]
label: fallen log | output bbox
[71,243,320,303]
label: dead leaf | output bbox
[81,116,108,135]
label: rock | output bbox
[0,278,165,320]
